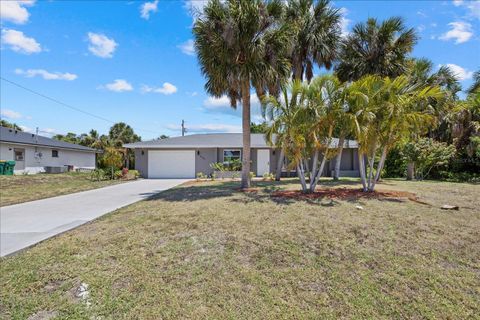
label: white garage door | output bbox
[148,150,195,178]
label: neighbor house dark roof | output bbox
[124,133,358,149]
[0,126,98,152]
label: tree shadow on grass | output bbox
[144,182,237,202]
[143,178,368,207]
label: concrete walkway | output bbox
[0,179,187,257]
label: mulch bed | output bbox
[271,188,429,204]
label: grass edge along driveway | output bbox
[0,172,127,207]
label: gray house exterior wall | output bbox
[134,149,149,177]
[126,134,360,179]
[196,148,217,175]
[133,146,358,178]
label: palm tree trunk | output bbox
[333,135,345,181]
[275,148,284,181]
[371,146,388,191]
[293,60,303,82]
[366,145,377,191]
[241,79,251,189]
[309,148,329,193]
[358,151,367,192]
[310,150,319,181]
[406,162,414,180]
[297,163,307,193]
[304,159,310,182]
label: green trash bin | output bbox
[0,161,5,175]
[4,161,16,175]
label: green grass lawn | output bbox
[1,178,479,319]
[0,172,125,207]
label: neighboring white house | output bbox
[0,126,99,174]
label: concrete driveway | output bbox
[1,179,188,257]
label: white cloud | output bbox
[140,0,158,19]
[19,125,32,132]
[0,108,22,119]
[416,10,427,17]
[141,82,178,95]
[166,123,241,133]
[87,32,117,58]
[453,0,480,20]
[184,0,208,18]
[203,95,231,109]
[202,94,263,120]
[103,79,133,92]
[0,0,35,24]
[339,8,351,37]
[1,29,41,54]
[439,21,473,44]
[15,68,77,81]
[441,63,473,81]
[178,39,195,55]
[417,24,426,32]
[464,1,480,20]
[41,128,56,134]
[203,94,261,109]
[19,126,56,137]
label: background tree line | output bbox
[52,122,141,170]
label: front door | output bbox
[14,148,25,170]
[257,149,270,177]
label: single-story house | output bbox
[0,126,99,174]
[124,133,360,179]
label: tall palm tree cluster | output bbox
[53,122,141,169]
[194,0,479,190]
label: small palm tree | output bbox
[335,17,418,82]
[194,0,292,188]
[351,75,443,191]
[264,80,309,190]
[265,76,348,193]
[306,75,348,192]
[286,0,341,82]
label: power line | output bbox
[0,77,161,136]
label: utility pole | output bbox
[181,120,187,136]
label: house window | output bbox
[223,150,241,163]
[14,150,24,161]
[52,150,59,158]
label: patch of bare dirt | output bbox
[271,188,429,204]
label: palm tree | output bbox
[306,75,348,192]
[404,58,461,179]
[264,80,308,187]
[265,76,347,193]
[286,0,341,82]
[468,70,480,95]
[335,17,418,82]
[108,122,141,169]
[194,0,292,188]
[351,75,443,191]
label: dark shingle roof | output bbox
[0,126,97,152]
[124,133,358,149]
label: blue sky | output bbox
[1,0,479,140]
